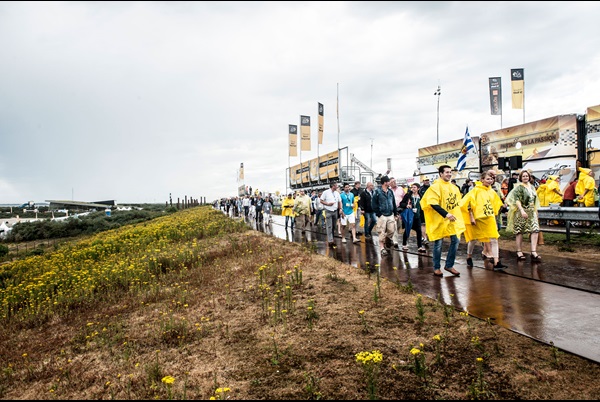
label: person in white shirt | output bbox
[320,182,342,247]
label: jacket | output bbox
[359,189,375,213]
[371,187,398,217]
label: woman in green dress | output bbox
[506,170,542,262]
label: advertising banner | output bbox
[318,103,324,145]
[416,136,480,182]
[319,150,340,181]
[289,124,297,157]
[489,77,502,115]
[511,68,524,109]
[480,114,578,190]
[300,115,311,151]
[585,104,600,174]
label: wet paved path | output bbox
[240,213,600,363]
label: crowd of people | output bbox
[214,165,599,277]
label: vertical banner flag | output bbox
[488,77,502,115]
[511,68,524,109]
[289,124,298,157]
[456,126,475,171]
[239,162,244,181]
[318,103,324,145]
[300,115,311,151]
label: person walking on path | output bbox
[418,177,431,246]
[293,189,312,237]
[242,195,251,218]
[505,170,542,262]
[340,184,360,244]
[399,183,425,253]
[313,190,326,228]
[372,176,398,256]
[389,177,405,250]
[262,196,273,224]
[281,193,295,230]
[320,182,342,247]
[359,182,377,240]
[459,171,507,271]
[350,181,363,235]
[420,165,465,277]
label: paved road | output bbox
[241,213,600,363]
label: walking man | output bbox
[320,182,342,247]
[293,189,313,237]
[359,182,377,240]
[372,176,398,256]
[420,165,465,277]
[340,183,360,244]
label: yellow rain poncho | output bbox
[459,181,503,243]
[575,168,596,207]
[420,178,465,242]
[536,182,548,207]
[281,196,295,217]
[545,175,563,205]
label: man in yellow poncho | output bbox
[459,171,506,270]
[420,165,465,277]
[575,168,596,207]
[545,175,563,205]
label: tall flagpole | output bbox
[299,116,303,185]
[522,78,526,124]
[337,83,340,153]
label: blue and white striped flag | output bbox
[456,126,475,171]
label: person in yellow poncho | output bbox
[505,170,542,262]
[536,179,549,207]
[459,171,506,271]
[545,175,563,205]
[420,165,465,277]
[281,193,296,230]
[575,168,596,207]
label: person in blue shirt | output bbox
[340,183,360,243]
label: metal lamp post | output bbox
[434,85,441,144]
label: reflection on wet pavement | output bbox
[242,213,600,363]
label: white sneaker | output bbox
[402,245,408,251]
[342,238,347,243]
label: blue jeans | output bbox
[315,209,325,227]
[363,211,377,236]
[433,235,459,271]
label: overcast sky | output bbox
[1,1,599,204]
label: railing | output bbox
[537,206,600,242]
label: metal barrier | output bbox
[537,206,600,242]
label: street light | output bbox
[434,85,441,144]
[370,138,374,169]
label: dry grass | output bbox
[1,212,599,400]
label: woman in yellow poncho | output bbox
[459,172,506,270]
[420,165,465,277]
[575,168,596,207]
[281,193,296,230]
[505,170,541,262]
[545,175,563,205]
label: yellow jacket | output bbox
[420,178,465,242]
[576,168,596,207]
[536,183,548,207]
[545,176,563,205]
[281,196,296,217]
[459,182,503,242]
